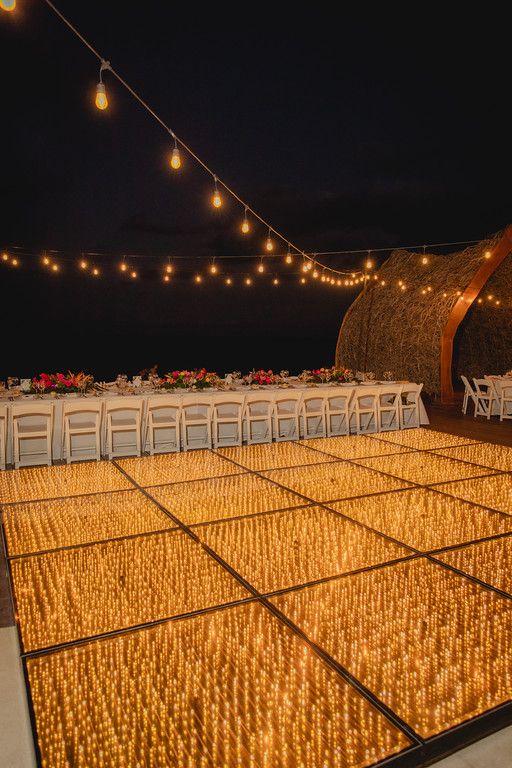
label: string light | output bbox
[285,247,293,265]
[120,261,128,273]
[1,252,9,262]
[209,262,218,275]
[165,263,173,274]
[225,277,232,286]
[484,250,492,260]
[0,1,16,12]
[163,274,170,283]
[79,259,88,270]
[212,177,222,209]
[169,133,181,170]
[131,270,137,279]
[245,277,252,286]
[241,208,250,234]
[195,274,202,283]
[11,257,19,267]
[265,230,274,252]
[300,277,306,284]
[365,251,374,270]
[95,60,110,111]
[272,277,279,285]
[257,260,265,273]
[92,267,100,276]
[312,269,319,279]
[51,263,59,272]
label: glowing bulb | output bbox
[241,210,250,234]
[266,234,274,252]
[245,277,252,286]
[306,261,313,271]
[400,284,406,291]
[11,258,18,266]
[163,275,170,283]
[351,272,356,278]
[321,275,326,282]
[344,279,349,286]
[477,298,483,304]
[80,260,88,270]
[257,262,265,273]
[381,280,386,286]
[312,270,319,278]
[170,147,181,170]
[195,274,202,283]
[165,264,173,274]
[496,300,501,305]
[120,263,127,272]
[365,259,374,270]
[42,256,50,266]
[52,263,59,272]
[93,267,100,276]
[300,277,306,284]
[421,256,429,265]
[209,263,218,275]
[212,178,222,208]
[336,279,341,286]
[443,292,448,297]
[427,286,432,292]
[456,290,462,296]
[95,82,108,111]
[302,263,308,273]
[0,0,16,12]
[273,278,279,285]
[421,289,427,295]
[487,294,493,300]
[225,277,232,285]
[131,270,137,279]
[285,253,293,265]
[484,250,492,259]
[349,280,354,286]
[1,253,8,262]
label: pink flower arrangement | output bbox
[243,369,280,385]
[30,371,94,393]
[160,369,220,390]
[303,366,354,384]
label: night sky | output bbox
[1,3,509,380]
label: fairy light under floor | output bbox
[1,427,511,767]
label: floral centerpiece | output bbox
[301,366,354,384]
[159,369,220,390]
[242,369,281,385]
[30,371,94,394]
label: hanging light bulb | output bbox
[93,267,100,276]
[195,274,202,283]
[52,263,59,272]
[1,252,9,262]
[11,257,19,267]
[381,280,386,286]
[285,247,293,265]
[165,263,173,274]
[265,229,274,252]
[321,274,326,283]
[225,277,232,285]
[79,259,88,270]
[365,252,374,270]
[131,270,138,279]
[421,256,429,265]
[120,261,128,272]
[169,133,181,170]
[257,260,265,273]
[273,277,279,285]
[163,274,170,283]
[245,277,252,286]
[312,269,319,279]
[302,262,308,273]
[300,277,306,284]
[241,208,250,234]
[212,177,222,208]
[95,61,110,110]
[484,250,492,260]
[0,1,16,12]
[209,262,218,275]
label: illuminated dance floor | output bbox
[1,429,512,766]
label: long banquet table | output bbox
[0,381,429,466]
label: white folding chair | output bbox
[145,395,181,455]
[399,383,424,429]
[272,391,303,442]
[473,378,498,420]
[62,401,103,463]
[460,375,478,416]
[300,393,327,439]
[377,386,402,432]
[499,384,512,422]
[104,397,145,459]
[0,404,7,470]
[180,394,212,451]
[243,392,274,445]
[11,402,54,468]
[325,390,353,437]
[352,388,379,434]
[212,393,246,448]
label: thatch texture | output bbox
[335,231,506,397]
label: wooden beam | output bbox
[440,225,512,403]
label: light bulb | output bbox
[421,256,429,265]
[427,286,432,292]
[257,262,265,273]
[443,292,448,297]
[42,256,50,266]
[302,263,308,273]
[93,267,100,276]
[321,275,326,283]
[11,257,18,266]
[241,210,250,234]
[209,263,218,274]
[381,280,386,286]
[477,298,483,304]
[421,289,427,295]
[336,279,341,286]
[131,270,137,279]
[273,278,279,285]
[496,300,501,305]
[266,235,274,252]
[95,82,108,111]
[170,147,181,170]
[0,0,16,11]
[212,179,222,208]
[344,279,349,286]
[400,284,406,291]
[80,260,88,270]
[195,274,202,283]
[1,252,8,261]
[365,259,374,270]
[312,270,319,279]
[225,277,232,285]
[300,277,306,284]
[165,264,173,274]
[120,262,127,272]
[285,253,293,264]
[52,263,59,272]
[484,250,492,259]
[163,275,170,283]
[487,294,493,300]
[245,277,252,286]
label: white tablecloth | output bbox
[0,382,428,465]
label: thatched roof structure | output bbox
[335,226,512,400]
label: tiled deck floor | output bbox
[1,427,511,767]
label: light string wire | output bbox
[42,0,364,280]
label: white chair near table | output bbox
[180,395,212,450]
[272,391,303,442]
[145,395,181,455]
[104,397,145,459]
[460,375,478,416]
[211,393,246,448]
[0,404,7,470]
[11,402,54,468]
[300,393,327,439]
[399,383,424,429]
[377,385,402,431]
[499,384,512,422]
[472,378,499,420]
[243,393,274,445]
[62,401,103,463]
[352,387,379,434]
[325,390,352,437]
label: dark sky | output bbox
[0,3,510,379]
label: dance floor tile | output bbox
[436,536,512,595]
[0,461,132,504]
[117,450,241,487]
[299,434,412,460]
[2,490,176,556]
[369,428,480,450]
[354,452,496,486]
[11,531,247,651]
[261,462,411,502]
[199,506,411,593]
[216,441,334,470]
[433,443,512,472]
[272,558,512,738]
[329,489,512,551]
[437,475,512,515]
[26,602,411,768]
[148,473,304,526]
